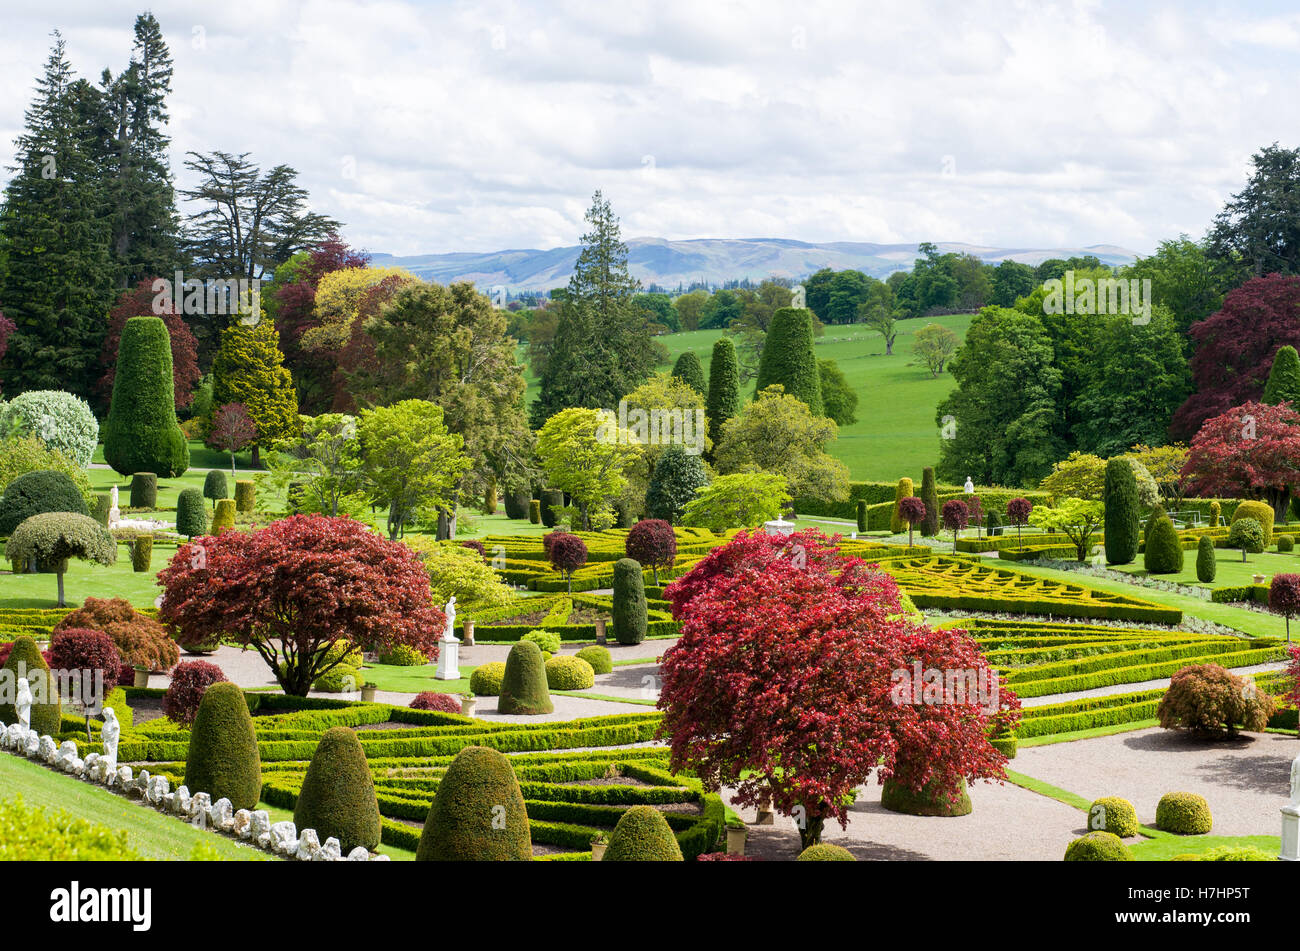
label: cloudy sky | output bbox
[1,0,1298,257]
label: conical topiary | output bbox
[1264,344,1300,407]
[1196,535,1217,583]
[920,468,939,537]
[211,499,236,535]
[497,640,553,715]
[294,726,381,853]
[671,350,707,396]
[705,336,740,462]
[416,746,531,861]
[890,477,914,534]
[183,681,261,810]
[1143,513,1184,575]
[856,499,867,533]
[176,488,208,539]
[603,804,683,861]
[754,307,823,415]
[0,636,61,734]
[612,557,648,645]
[1103,456,1140,565]
[203,470,229,509]
[102,316,190,478]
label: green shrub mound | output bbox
[212,499,236,534]
[797,843,856,861]
[498,641,553,714]
[1232,500,1274,546]
[1174,845,1276,862]
[575,645,612,674]
[470,662,506,696]
[1088,797,1139,838]
[235,480,255,513]
[203,469,229,507]
[1155,792,1213,835]
[1143,513,1184,574]
[0,796,141,860]
[989,733,1017,758]
[131,535,153,572]
[612,557,648,645]
[1196,535,1217,583]
[183,681,262,811]
[378,644,427,666]
[416,746,531,861]
[0,636,61,734]
[293,726,381,853]
[176,488,208,539]
[522,629,561,655]
[546,655,595,690]
[604,804,683,861]
[1064,831,1134,861]
[102,316,189,478]
[1280,535,1295,553]
[0,470,88,536]
[1226,517,1265,559]
[311,665,360,693]
[130,472,158,509]
[880,776,972,817]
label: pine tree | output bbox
[920,467,940,537]
[0,35,114,398]
[1103,456,1140,565]
[671,351,707,396]
[211,317,299,466]
[1264,345,1300,407]
[705,336,740,461]
[754,307,823,415]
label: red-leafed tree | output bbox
[625,519,677,584]
[657,529,1016,851]
[941,499,969,552]
[898,496,926,547]
[334,274,416,412]
[1006,497,1033,546]
[1183,400,1300,518]
[96,279,202,412]
[1171,275,1300,439]
[547,532,588,593]
[156,514,444,696]
[1270,574,1300,643]
[1285,646,1300,710]
[967,495,985,539]
[49,627,121,736]
[207,403,257,478]
[162,660,226,725]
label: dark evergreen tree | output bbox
[705,336,739,461]
[817,358,858,426]
[1103,456,1140,565]
[920,466,940,538]
[754,307,823,415]
[645,445,709,524]
[671,350,706,396]
[1264,344,1300,407]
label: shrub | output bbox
[1103,456,1140,565]
[1209,500,1222,527]
[575,644,612,674]
[49,628,120,705]
[1191,845,1276,861]
[646,446,710,524]
[797,843,855,861]
[1281,534,1296,552]
[129,472,158,509]
[626,519,677,583]
[91,492,111,527]
[880,775,972,817]
[131,535,153,572]
[754,308,822,416]
[529,499,541,524]
[1157,663,1276,736]
[1155,792,1213,835]
[0,469,89,536]
[541,489,564,528]
[1226,517,1264,560]
[161,660,226,726]
[1196,535,1217,583]
[546,655,595,690]
[203,470,229,508]
[1088,797,1139,838]
[312,664,361,693]
[1233,499,1275,546]
[56,596,178,672]
[183,681,261,810]
[176,488,207,539]
[548,532,588,593]
[920,467,939,537]
[0,797,141,860]
[498,641,553,715]
[460,539,486,559]
[103,316,190,477]
[503,487,530,521]
[1143,513,1184,574]
[522,629,561,655]
[0,636,61,734]
[856,499,867,533]
[604,804,683,861]
[234,480,255,513]
[4,512,117,607]
[410,691,462,713]
[1064,831,1134,861]
[211,499,236,534]
[612,557,648,645]
[469,662,506,696]
[889,477,914,533]
[294,726,382,853]
[378,644,427,666]
[0,390,98,468]
[416,746,531,861]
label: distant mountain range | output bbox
[366,239,1139,294]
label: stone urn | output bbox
[133,667,150,688]
[590,838,607,861]
[361,683,378,702]
[726,825,747,856]
[1253,573,1267,585]
[461,695,478,717]
[594,618,608,646]
[462,619,475,646]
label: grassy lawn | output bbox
[91,438,262,474]
[0,553,166,609]
[1110,546,1300,589]
[1128,833,1280,860]
[0,753,273,861]
[359,663,473,694]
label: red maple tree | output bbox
[156,515,443,696]
[207,403,257,477]
[97,278,202,410]
[547,532,588,593]
[898,496,926,547]
[625,518,677,584]
[1183,400,1300,518]
[1270,574,1300,643]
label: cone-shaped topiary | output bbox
[183,681,262,811]
[880,775,972,816]
[0,636,61,734]
[755,307,823,415]
[855,499,867,533]
[1264,344,1300,407]
[1088,797,1139,837]
[176,488,208,539]
[1196,535,1217,583]
[203,469,228,508]
[103,316,190,478]
[294,726,381,853]
[671,350,707,396]
[234,480,255,513]
[797,843,855,861]
[890,477,914,533]
[920,467,939,537]
[129,472,158,509]
[497,640,553,714]
[131,535,152,572]
[1232,500,1274,546]
[211,499,236,535]
[1209,500,1221,528]
[1103,457,1140,565]
[1064,831,1134,861]
[0,470,88,536]
[604,804,683,861]
[416,746,531,861]
[705,336,740,461]
[612,557,648,645]
[1143,513,1184,574]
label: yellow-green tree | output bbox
[211,317,300,466]
[536,407,642,531]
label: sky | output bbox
[1,0,1298,258]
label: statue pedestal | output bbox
[1282,806,1300,861]
[435,638,460,680]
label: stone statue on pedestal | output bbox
[100,707,121,776]
[444,596,458,642]
[15,678,32,732]
[1291,753,1300,807]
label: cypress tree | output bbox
[176,488,207,539]
[102,316,190,477]
[671,351,707,396]
[1143,513,1184,574]
[920,467,940,537]
[754,307,823,415]
[1103,457,1140,565]
[705,336,740,460]
[1196,535,1217,583]
[211,318,299,467]
[1264,345,1300,407]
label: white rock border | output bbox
[0,720,388,862]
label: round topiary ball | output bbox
[416,746,531,861]
[880,775,973,817]
[575,645,612,674]
[0,635,61,734]
[1064,831,1134,861]
[1155,792,1213,835]
[797,843,856,861]
[604,805,683,861]
[545,655,595,690]
[0,469,89,536]
[183,681,262,811]
[294,726,381,854]
[203,469,229,507]
[1088,797,1139,838]
[469,662,506,696]
[1280,534,1295,553]
[498,640,553,715]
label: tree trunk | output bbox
[251,444,260,468]
[798,814,825,851]
[387,501,402,540]
[56,571,66,608]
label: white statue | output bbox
[108,485,121,527]
[15,677,32,732]
[1291,753,1300,807]
[435,596,461,681]
[964,476,975,494]
[443,596,457,642]
[100,707,121,776]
